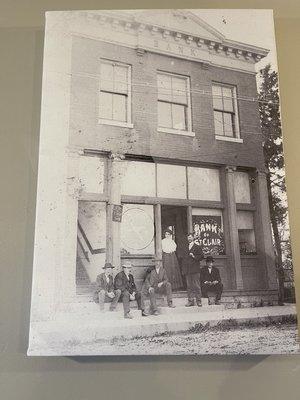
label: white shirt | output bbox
[189,241,194,251]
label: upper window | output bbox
[99,60,132,126]
[212,83,240,140]
[157,72,192,134]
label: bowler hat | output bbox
[206,256,215,263]
[103,262,114,269]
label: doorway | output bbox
[161,205,188,290]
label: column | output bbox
[225,166,243,289]
[154,204,162,259]
[107,153,125,272]
[255,170,278,289]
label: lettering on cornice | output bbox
[138,35,211,63]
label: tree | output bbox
[258,63,290,304]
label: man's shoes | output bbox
[196,302,202,307]
[215,300,221,305]
[141,310,149,317]
[124,312,133,319]
[152,310,159,316]
[185,302,195,307]
[168,302,176,308]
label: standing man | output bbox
[93,262,121,311]
[201,256,223,305]
[182,233,204,307]
[141,257,175,315]
[114,261,147,319]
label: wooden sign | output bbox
[112,204,123,222]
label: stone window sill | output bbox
[98,119,134,128]
[158,127,195,137]
[215,135,243,143]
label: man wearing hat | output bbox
[93,262,121,311]
[114,261,146,319]
[140,256,175,316]
[200,256,223,305]
[182,233,204,307]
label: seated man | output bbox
[114,261,147,319]
[141,257,175,316]
[200,256,223,305]
[94,262,121,311]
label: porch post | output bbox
[154,204,162,259]
[225,166,243,289]
[107,152,124,272]
[255,170,278,289]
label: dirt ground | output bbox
[81,322,299,355]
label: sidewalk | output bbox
[28,304,298,355]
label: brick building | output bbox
[30,10,279,325]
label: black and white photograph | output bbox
[28,9,299,356]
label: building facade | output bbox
[30,10,279,323]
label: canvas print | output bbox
[28,9,299,355]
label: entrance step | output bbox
[158,304,225,315]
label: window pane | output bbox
[158,101,172,128]
[237,211,256,254]
[172,104,186,130]
[79,156,105,193]
[112,94,127,122]
[121,161,156,197]
[100,62,114,92]
[99,92,113,120]
[121,204,155,255]
[114,65,128,94]
[214,111,224,136]
[222,87,234,112]
[192,208,225,255]
[157,164,187,199]
[234,172,251,203]
[77,202,106,283]
[188,167,221,201]
[157,74,172,101]
[212,85,223,110]
[172,76,187,104]
[223,113,234,137]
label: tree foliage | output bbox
[258,64,292,301]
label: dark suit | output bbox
[200,265,223,301]
[94,272,121,310]
[114,271,142,314]
[141,267,172,312]
[182,242,204,304]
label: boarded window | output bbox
[78,156,105,193]
[234,171,251,203]
[188,167,221,201]
[121,161,156,197]
[157,164,187,199]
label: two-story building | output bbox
[30,10,279,326]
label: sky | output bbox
[190,9,278,73]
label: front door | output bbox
[161,205,188,290]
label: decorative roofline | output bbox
[86,10,269,63]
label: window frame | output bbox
[157,71,194,137]
[98,59,133,128]
[212,82,242,143]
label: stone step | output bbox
[158,304,225,314]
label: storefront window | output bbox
[187,167,221,201]
[234,171,251,203]
[77,202,107,283]
[192,208,225,255]
[121,161,156,197]
[78,156,105,193]
[237,211,257,255]
[157,164,187,199]
[121,204,155,256]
